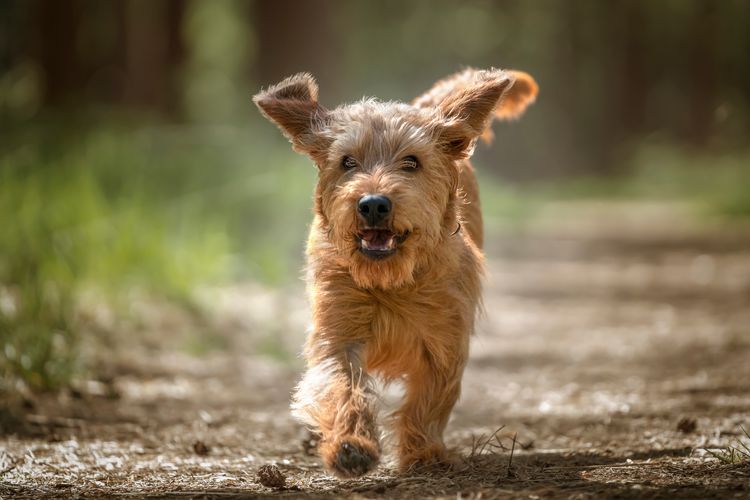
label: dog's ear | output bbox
[417,68,539,156]
[434,70,514,158]
[253,73,329,156]
[494,70,538,121]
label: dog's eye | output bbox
[402,155,420,171]
[341,156,357,170]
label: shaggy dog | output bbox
[254,68,537,477]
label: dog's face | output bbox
[254,70,535,289]
[312,101,461,289]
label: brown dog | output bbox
[253,68,537,477]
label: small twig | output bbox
[469,435,480,458]
[507,432,517,478]
[494,433,508,451]
[543,461,663,471]
[26,414,85,428]
[0,462,19,475]
[737,426,750,456]
[478,425,506,456]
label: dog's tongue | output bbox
[361,229,396,251]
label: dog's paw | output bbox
[321,436,380,478]
[334,441,377,477]
[399,444,458,475]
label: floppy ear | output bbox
[433,70,514,158]
[494,70,539,121]
[253,73,329,156]
[416,68,539,153]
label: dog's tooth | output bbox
[360,232,398,253]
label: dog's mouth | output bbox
[357,229,410,260]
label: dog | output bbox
[253,68,537,477]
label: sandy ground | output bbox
[2,202,750,498]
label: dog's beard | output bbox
[348,243,417,289]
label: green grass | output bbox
[478,144,750,235]
[476,174,542,231]
[543,144,750,217]
[628,146,750,218]
[705,426,750,464]
[0,122,315,390]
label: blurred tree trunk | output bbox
[34,0,85,107]
[31,0,185,116]
[121,0,186,118]
[253,0,339,100]
[569,0,647,173]
[615,0,647,138]
[686,0,717,147]
[555,1,586,175]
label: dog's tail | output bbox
[412,68,538,144]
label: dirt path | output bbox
[2,203,750,498]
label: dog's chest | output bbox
[363,284,470,376]
[369,286,445,333]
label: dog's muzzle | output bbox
[355,194,409,259]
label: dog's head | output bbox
[254,69,536,289]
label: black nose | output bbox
[358,194,392,226]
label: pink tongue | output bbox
[362,230,394,250]
[362,230,391,243]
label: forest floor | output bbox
[2,201,750,499]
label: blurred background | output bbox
[1,0,749,392]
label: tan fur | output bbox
[253,67,537,477]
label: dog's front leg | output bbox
[395,352,466,472]
[292,343,380,477]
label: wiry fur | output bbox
[253,67,537,477]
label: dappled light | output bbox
[1,0,749,497]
